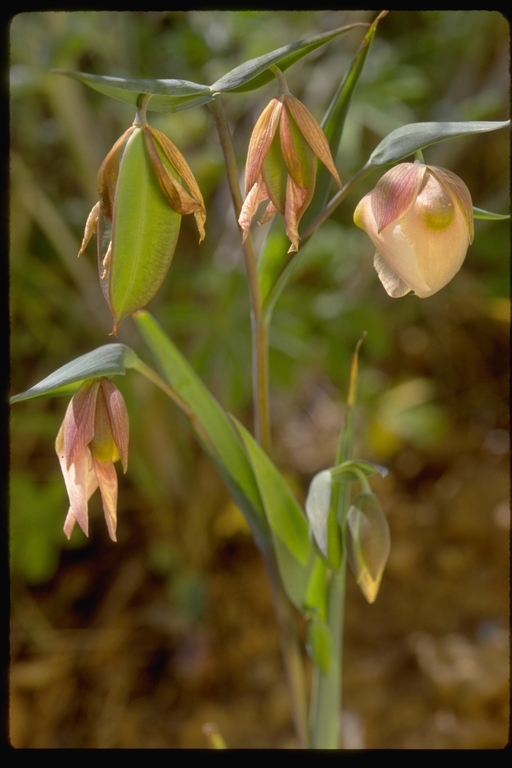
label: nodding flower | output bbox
[55,378,129,542]
[78,111,206,332]
[239,91,341,253]
[354,163,474,298]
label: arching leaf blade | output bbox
[367,120,510,168]
[10,344,140,403]
[211,23,368,93]
[52,70,213,112]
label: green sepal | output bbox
[10,344,140,404]
[107,127,182,331]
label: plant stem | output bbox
[208,96,270,453]
[300,164,372,244]
[309,335,365,748]
[259,541,309,749]
[209,94,308,747]
[309,566,346,749]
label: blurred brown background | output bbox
[10,11,509,748]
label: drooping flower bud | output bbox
[239,93,341,253]
[55,377,129,542]
[79,112,206,332]
[354,163,474,298]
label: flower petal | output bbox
[402,175,470,297]
[373,252,412,298]
[93,458,118,542]
[56,426,97,539]
[63,380,101,469]
[78,202,100,258]
[100,378,129,472]
[284,95,341,186]
[427,165,474,243]
[284,175,309,253]
[244,99,283,193]
[238,179,269,241]
[371,164,425,234]
[355,189,431,295]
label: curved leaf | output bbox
[211,23,368,94]
[132,311,267,537]
[52,70,213,113]
[473,206,509,221]
[10,344,139,403]
[330,459,388,482]
[367,120,510,168]
[231,416,311,567]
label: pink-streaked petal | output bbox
[64,379,101,469]
[284,175,308,253]
[427,165,474,243]
[78,202,100,258]
[284,95,341,186]
[354,188,431,295]
[56,435,97,538]
[373,252,412,298]
[279,106,306,187]
[63,510,77,539]
[244,99,283,193]
[238,180,269,242]
[93,458,118,542]
[258,200,277,226]
[378,223,431,295]
[371,164,425,234]
[100,379,129,472]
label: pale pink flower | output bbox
[354,163,474,298]
[55,378,129,541]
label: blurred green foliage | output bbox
[10,11,509,584]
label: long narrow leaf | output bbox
[231,417,311,566]
[473,207,509,221]
[53,70,213,113]
[367,120,510,168]
[211,23,367,93]
[10,344,140,403]
[133,311,267,534]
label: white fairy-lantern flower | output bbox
[354,163,474,298]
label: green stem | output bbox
[259,541,309,749]
[300,164,373,244]
[208,94,308,747]
[208,96,270,453]
[309,335,365,748]
[309,566,345,749]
